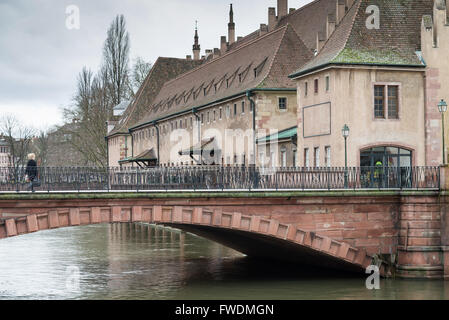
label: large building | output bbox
[290,0,448,168]
[107,0,449,169]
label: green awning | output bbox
[257,126,297,144]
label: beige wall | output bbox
[108,135,131,168]
[422,4,449,166]
[296,68,426,167]
[123,91,298,167]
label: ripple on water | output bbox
[1,224,449,300]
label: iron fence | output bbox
[0,165,440,192]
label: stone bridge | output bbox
[1,190,448,279]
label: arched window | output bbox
[360,146,411,168]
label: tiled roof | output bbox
[108,57,203,137]
[132,24,312,130]
[290,0,434,78]
[277,0,339,50]
[228,0,336,53]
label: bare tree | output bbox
[131,56,152,93]
[0,115,35,171]
[32,130,51,167]
[103,14,131,107]
[60,15,133,167]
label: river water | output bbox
[0,223,448,300]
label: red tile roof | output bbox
[132,24,312,130]
[290,0,434,78]
[108,57,203,137]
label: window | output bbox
[304,148,310,168]
[201,114,204,125]
[190,117,193,127]
[278,97,287,110]
[241,101,245,114]
[234,104,237,116]
[259,152,265,167]
[305,82,308,97]
[388,86,399,119]
[293,149,297,167]
[179,120,183,129]
[325,146,331,167]
[207,111,210,123]
[281,147,287,167]
[219,107,222,120]
[213,110,216,122]
[325,76,330,92]
[374,84,399,119]
[374,85,385,118]
[314,79,319,94]
[314,147,320,168]
[226,105,230,118]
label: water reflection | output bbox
[0,224,448,300]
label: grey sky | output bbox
[0,0,312,131]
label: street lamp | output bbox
[342,124,350,188]
[438,99,447,165]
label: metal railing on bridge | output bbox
[0,166,440,192]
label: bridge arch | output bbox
[0,205,378,275]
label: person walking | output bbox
[25,153,38,192]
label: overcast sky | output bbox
[0,0,312,131]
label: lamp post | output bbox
[438,99,448,165]
[342,124,350,188]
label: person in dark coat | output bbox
[25,153,38,192]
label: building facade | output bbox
[290,0,448,168]
[107,0,448,170]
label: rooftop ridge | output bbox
[260,24,291,87]
[322,0,361,61]
[161,25,288,88]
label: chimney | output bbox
[289,8,295,14]
[193,22,201,60]
[316,32,326,53]
[228,4,236,45]
[205,49,213,58]
[213,48,220,58]
[186,55,192,60]
[336,0,346,24]
[277,0,288,19]
[220,36,227,54]
[326,13,336,39]
[268,7,277,31]
[260,23,268,36]
[237,36,243,41]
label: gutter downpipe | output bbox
[246,90,256,166]
[153,121,160,167]
[193,108,201,164]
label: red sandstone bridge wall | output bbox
[0,195,403,255]
[0,192,447,279]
